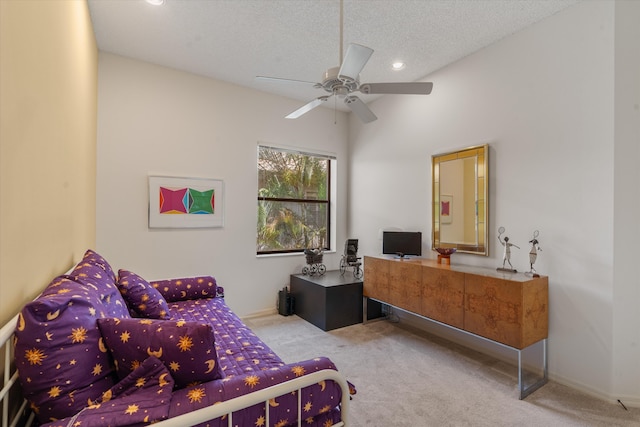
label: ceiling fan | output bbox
[256,0,433,123]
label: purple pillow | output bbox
[151,276,218,302]
[81,249,117,284]
[97,318,224,388]
[15,275,120,423]
[117,269,170,319]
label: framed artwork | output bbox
[148,176,224,228]
[440,195,452,224]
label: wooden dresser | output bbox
[363,256,548,397]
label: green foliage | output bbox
[257,147,329,252]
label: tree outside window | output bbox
[257,146,330,254]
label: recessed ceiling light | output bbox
[146,0,165,5]
[392,62,406,71]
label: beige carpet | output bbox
[244,314,640,427]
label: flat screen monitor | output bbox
[382,231,422,257]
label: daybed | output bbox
[1,250,352,427]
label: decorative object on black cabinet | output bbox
[302,248,326,276]
[340,239,363,278]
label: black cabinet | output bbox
[290,270,364,331]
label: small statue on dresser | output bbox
[497,226,519,272]
[526,230,541,277]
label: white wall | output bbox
[350,0,639,403]
[612,0,640,405]
[96,53,349,317]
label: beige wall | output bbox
[0,0,98,326]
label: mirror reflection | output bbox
[432,144,488,256]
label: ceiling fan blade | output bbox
[344,96,377,123]
[338,43,374,83]
[285,96,330,119]
[359,82,434,95]
[256,76,320,88]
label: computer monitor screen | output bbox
[382,231,422,257]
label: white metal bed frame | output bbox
[1,312,350,427]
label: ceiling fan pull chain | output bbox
[339,0,343,64]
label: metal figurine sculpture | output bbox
[497,226,519,272]
[527,230,541,277]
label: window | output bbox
[257,145,331,254]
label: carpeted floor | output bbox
[244,314,640,427]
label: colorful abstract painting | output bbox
[149,176,224,228]
[158,187,215,214]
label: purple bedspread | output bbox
[34,271,348,427]
[165,297,345,426]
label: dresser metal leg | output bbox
[518,338,548,399]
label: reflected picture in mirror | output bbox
[432,144,488,256]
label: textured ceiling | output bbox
[88,0,580,113]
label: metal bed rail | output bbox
[154,369,350,427]
[1,313,35,427]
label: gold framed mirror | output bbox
[432,144,488,256]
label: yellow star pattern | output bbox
[48,386,61,398]
[186,387,206,403]
[244,375,260,388]
[69,327,88,343]
[291,365,306,377]
[120,331,131,343]
[169,361,180,372]
[24,348,46,365]
[255,415,266,427]
[135,377,146,387]
[304,401,313,412]
[124,404,139,415]
[177,335,194,352]
[92,363,103,376]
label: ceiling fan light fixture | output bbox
[392,62,406,71]
[145,0,165,6]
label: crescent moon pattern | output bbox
[98,337,108,353]
[46,310,60,321]
[17,313,25,331]
[204,359,216,374]
[158,373,170,388]
[147,347,163,358]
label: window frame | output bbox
[257,144,333,255]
